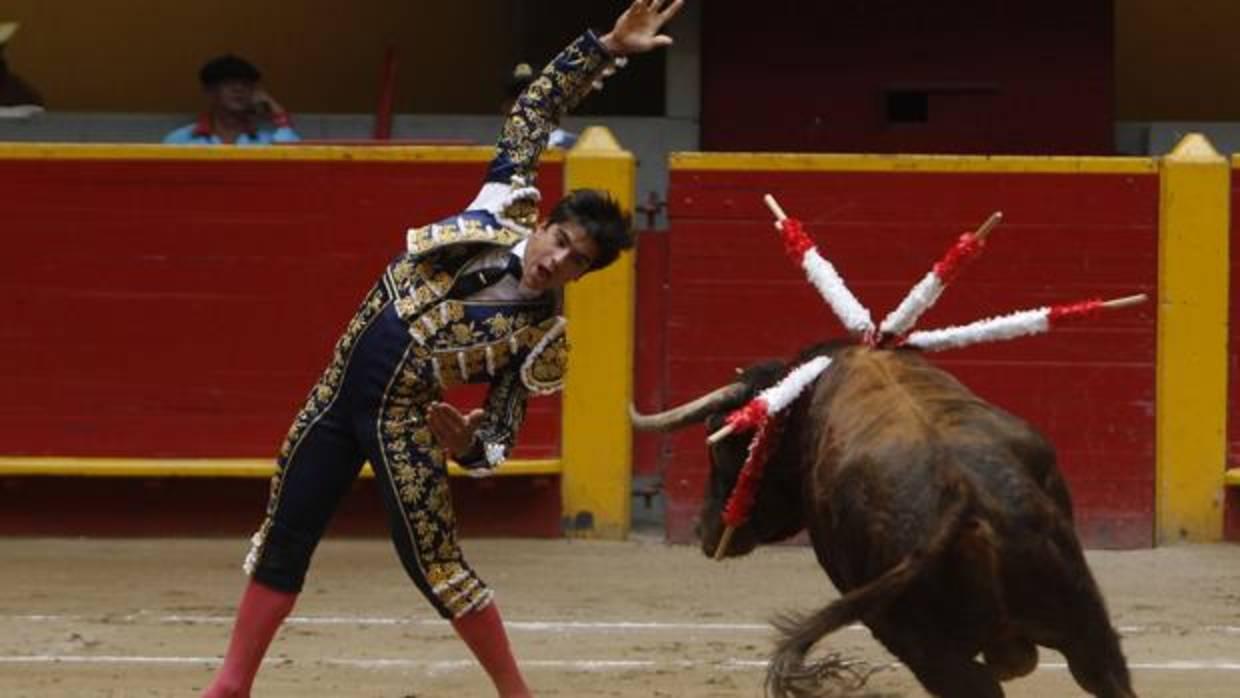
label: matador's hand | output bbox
[427,402,485,458]
[600,0,685,56]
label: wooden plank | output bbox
[0,456,561,479]
[668,170,1159,225]
[0,157,565,458]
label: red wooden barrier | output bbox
[633,229,670,481]
[0,153,564,461]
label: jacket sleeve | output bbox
[485,30,618,187]
[455,368,529,473]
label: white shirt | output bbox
[461,239,542,302]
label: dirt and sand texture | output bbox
[0,536,1237,697]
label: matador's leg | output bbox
[360,342,527,695]
[205,279,388,698]
[244,279,389,590]
[363,345,492,618]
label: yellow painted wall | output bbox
[1116,0,1240,120]
[0,0,516,113]
[562,127,636,540]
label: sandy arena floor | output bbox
[0,536,1237,697]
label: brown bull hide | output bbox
[697,345,1135,698]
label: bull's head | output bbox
[633,345,839,559]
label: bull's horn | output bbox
[629,383,749,432]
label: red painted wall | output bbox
[633,230,670,481]
[661,167,1158,548]
[0,155,564,461]
[701,1,1113,155]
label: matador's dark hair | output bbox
[549,189,633,272]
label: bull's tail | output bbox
[765,478,974,698]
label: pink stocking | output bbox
[450,601,531,697]
[201,579,297,698]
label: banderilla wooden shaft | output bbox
[706,423,736,445]
[1101,293,1147,309]
[713,525,737,561]
[973,211,1003,241]
[764,194,788,222]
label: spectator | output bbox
[0,22,45,113]
[503,62,579,149]
[164,54,299,145]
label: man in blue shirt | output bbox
[0,21,44,111]
[163,54,299,145]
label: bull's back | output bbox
[807,348,1066,584]
[795,349,1131,695]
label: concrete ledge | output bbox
[0,456,561,479]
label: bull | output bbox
[632,341,1136,698]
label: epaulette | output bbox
[520,317,568,395]
[495,177,541,236]
[405,211,526,258]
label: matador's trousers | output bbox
[244,268,493,619]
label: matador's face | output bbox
[520,219,599,291]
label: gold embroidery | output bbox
[485,314,512,335]
[406,219,524,258]
[414,283,436,306]
[489,341,513,368]
[390,259,414,283]
[530,339,569,383]
[395,297,418,318]
[426,308,559,387]
[372,340,489,618]
[495,33,611,185]
[425,563,459,589]
[520,318,569,394]
[503,196,540,231]
[450,322,477,345]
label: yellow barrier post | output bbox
[561,127,636,539]
[1157,134,1229,543]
